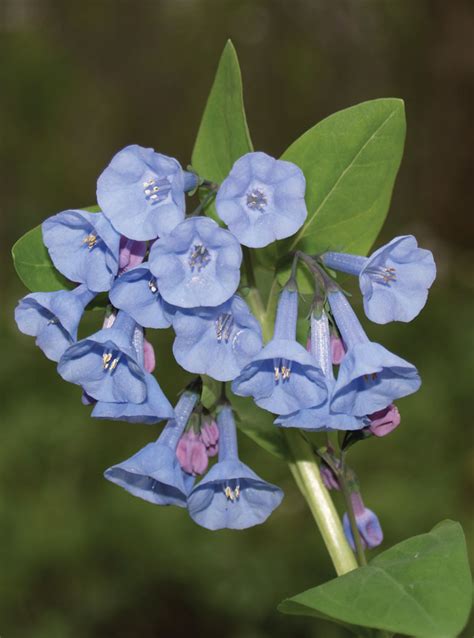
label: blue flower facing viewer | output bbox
[187,404,283,530]
[42,210,121,292]
[97,144,198,241]
[149,216,242,308]
[322,235,436,324]
[91,324,174,424]
[172,294,263,381]
[343,491,383,550]
[328,290,421,417]
[215,152,307,248]
[109,263,174,329]
[232,288,328,415]
[15,284,95,362]
[58,311,146,403]
[275,310,366,431]
[104,388,199,506]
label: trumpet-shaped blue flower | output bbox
[15,284,95,362]
[91,325,174,424]
[149,217,242,308]
[232,288,328,415]
[97,144,198,240]
[42,210,120,292]
[104,389,199,506]
[275,311,365,431]
[109,263,174,329]
[322,235,436,324]
[187,404,283,530]
[343,492,383,550]
[172,295,262,381]
[329,291,421,416]
[58,311,146,403]
[215,152,307,248]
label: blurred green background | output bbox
[1,1,473,636]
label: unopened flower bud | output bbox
[201,419,219,457]
[176,431,209,476]
[368,404,400,437]
[343,492,383,550]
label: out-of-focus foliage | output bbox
[1,1,473,637]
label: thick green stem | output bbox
[284,430,358,576]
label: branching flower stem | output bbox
[243,251,358,576]
[317,446,368,568]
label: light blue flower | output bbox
[329,291,421,417]
[97,144,198,240]
[232,288,328,415]
[104,389,199,506]
[172,295,262,381]
[275,311,366,431]
[58,311,146,403]
[42,210,120,292]
[149,217,242,308]
[322,235,436,324]
[343,492,383,550]
[187,404,283,530]
[109,263,174,329]
[215,152,307,248]
[14,284,95,362]
[91,325,174,424]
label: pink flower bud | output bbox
[119,237,147,272]
[143,338,156,373]
[330,334,345,364]
[320,464,340,490]
[201,419,219,457]
[368,404,400,437]
[176,431,209,476]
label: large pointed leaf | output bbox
[279,520,472,638]
[191,39,252,219]
[12,205,101,292]
[278,98,406,260]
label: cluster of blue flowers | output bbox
[15,143,436,540]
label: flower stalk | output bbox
[245,272,358,577]
[284,430,358,576]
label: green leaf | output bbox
[277,98,406,262]
[12,225,74,292]
[191,40,253,218]
[12,206,106,309]
[279,520,472,638]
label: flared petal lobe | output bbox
[149,217,242,308]
[42,210,120,292]
[104,389,199,506]
[57,312,146,403]
[187,405,283,530]
[216,152,307,248]
[97,144,197,240]
[172,295,262,381]
[323,235,436,324]
[15,285,95,362]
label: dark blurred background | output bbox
[1,1,473,637]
